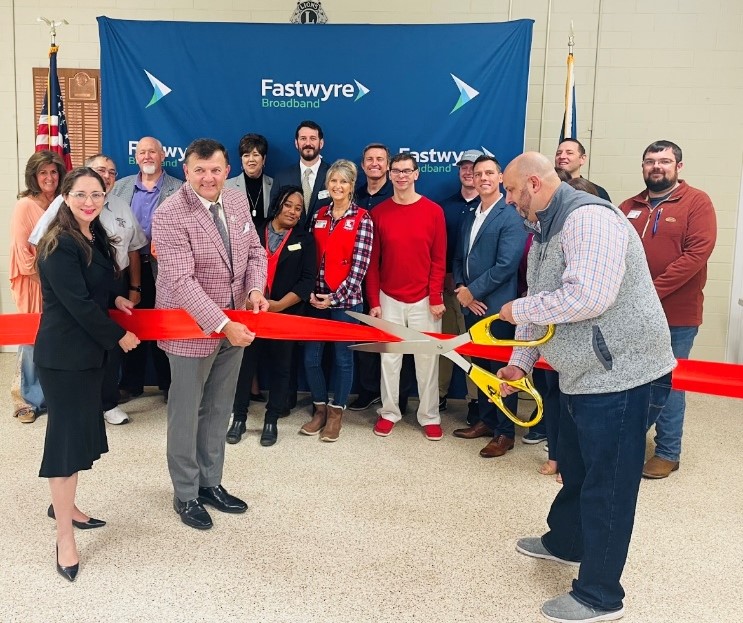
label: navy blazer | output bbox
[452,196,527,316]
[270,160,332,227]
[34,232,126,370]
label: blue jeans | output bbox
[652,326,698,462]
[19,345,45,413]
[303,304,361,409]
[541,374,672,611]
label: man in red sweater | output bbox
[619,140,716,479]
[366,153,447,440]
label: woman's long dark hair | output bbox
[267,185,305,221]
[35,167,120,276]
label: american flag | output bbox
[35,45,73,170]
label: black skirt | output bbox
[38,366,108,478]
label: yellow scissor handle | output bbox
[469,364,543,428]
[468,314,555,348]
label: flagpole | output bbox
[37,18,68,149]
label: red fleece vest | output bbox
[313,207,367,290]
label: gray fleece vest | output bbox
[527,183,675,395]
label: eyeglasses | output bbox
[390,168,416,177]
[93,167,117,177]
[69,191,106,202]
[642,159,675,167]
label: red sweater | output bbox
[366,195,446,307]
[618,180,716,326]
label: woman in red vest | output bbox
[300,160,374,441]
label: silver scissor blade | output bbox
[346,310,430,341]
[350,341,431,354]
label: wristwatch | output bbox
[129,285,142,293]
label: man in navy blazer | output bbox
[270,120,331,227]
[451,155,527,458]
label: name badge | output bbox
[242,222,252,233]
[314,220,328,229]
[626,209,642,219]
[343,219,355,230]
[318,189,330,200]
[288,243,302,251]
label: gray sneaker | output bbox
[516,537,580,567]
[541,593,624,622]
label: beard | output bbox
[644,172,677,193]
[142,164,157,175]
[301,146,318,162]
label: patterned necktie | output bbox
[209,203,232,260]
[301,167,313,212]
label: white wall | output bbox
[2,0,741,361]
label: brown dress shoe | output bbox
[453,421,493,439]
[642,456,679,479]
[479,435,515,458]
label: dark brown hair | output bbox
[18,150,66,199]
[36,167,120,276]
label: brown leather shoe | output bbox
[642,456,679,479]
[453,421,493,439]
[479,435,515,458]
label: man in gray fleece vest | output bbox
[497,153,676,623]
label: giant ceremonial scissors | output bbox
[348,312,555,428]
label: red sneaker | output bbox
[373,417,395,437]
[423,424,444,441]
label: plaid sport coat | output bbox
[153,183,267,357]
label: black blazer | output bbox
[270,160,332,227]
[34,232,126,370]
[258,225,316,316]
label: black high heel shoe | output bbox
[48,504,106,530]
[56,544,79,582]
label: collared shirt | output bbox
[509,205,628,373]
[355,178,394,211]
[194,190,228,232]
[29,194,148,270]
[439,189,480,272]
[310,202,373,308]
[468,200,497,253]
[300,158,323,193]
[131,171,165,244]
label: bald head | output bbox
[506,152,559,181]
[503,152,563,223]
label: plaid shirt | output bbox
[510,205,629,373]
[310,202,373,309]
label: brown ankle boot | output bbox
[300,403,327,436]
[320,404,343,442]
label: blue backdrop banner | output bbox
[98,18,533,199]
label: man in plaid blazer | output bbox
[153,138,268,530]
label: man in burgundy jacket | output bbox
[153,138,268,529]
[366,153,447,441]
[619,140,716,479]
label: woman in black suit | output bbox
[227,185,316,446]
[34,167,140,581]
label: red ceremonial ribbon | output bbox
[2,310,742,400]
